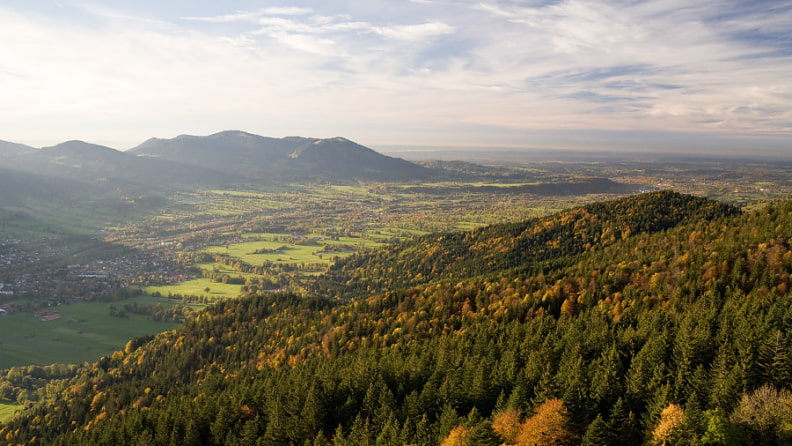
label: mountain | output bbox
[0,140,35,156]
[2,140,234,191]
[5,192,790,445]
[0,165,92,208]
[129,130,434,181]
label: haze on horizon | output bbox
[0,0,790,155]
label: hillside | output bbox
[0,140,34,156]
[0,166,92,208]
[129,131,434,181]
[2,141,234,192]
[3,192,792,445]
[314,191,739,298]
[400,178,638,196]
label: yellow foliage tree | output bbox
[514,398,578,446]
[560,298,579,316]
[651,403,685,445]
[491,409,523,444]
[440,425,469,446]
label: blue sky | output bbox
[0,0,790,153]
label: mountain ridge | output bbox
[129,131,434,181]
[1,131,434,183]
[2,140,234,192]
[0,140,35,156]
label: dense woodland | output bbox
[2,191,792,445]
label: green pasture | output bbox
[0,400,23,422]
[204,239,319,265]
[0,297,185,369]
[196,262,259,279]
[143,278,244,299]
[203,233,381,266]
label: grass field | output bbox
[0,296,187,369]
[0,400,23,423]
[204,239,324,265]
[204,233,382,266]
[143,278,244,299]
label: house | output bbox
[40,313,62,322]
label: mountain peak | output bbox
[209,130,260,138]
[41,140,123,158]
[129,131,432,181]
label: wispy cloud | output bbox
[371,22,454,40]
[182,7,313,23]
[0,0,789,151]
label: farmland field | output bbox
[143,278,244,299]
[0,296,192,369]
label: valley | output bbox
[1,134,792,444]
[2,143,791,371]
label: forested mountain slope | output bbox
[314,191,739,298]
[3,192,792,445]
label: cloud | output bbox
[0,0,789,151]
[182,6,313,23]
[371,22,454,40]
[266,31,338,55]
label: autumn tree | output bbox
[514,398,578,446]
[731,384,792,445]
[440,425,469,446]
[651,403,685,445]
[491,409,522,444]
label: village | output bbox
[0,238,190,317]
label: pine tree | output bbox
[580,415,610,446]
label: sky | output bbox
[0,0,791,154]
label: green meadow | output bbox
[203,233,383,266]
[0,297,188,369]
[0,401,22,423]
[143,278,244,299]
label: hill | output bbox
[3,192,791,445]
[129,131,434,181]
[314,191,739,298]
[0,166,92,208]
[0,140,34,156]
[2,140,233,192]
[400,178,639,196]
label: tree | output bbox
[580,415,610,446]
[700,409,742,446]
[491,409,522,444]
[731,384,792,445]
[514,399,578,446]
[607,398,642,445]
[651,403,685,445]
[440,425,469,446]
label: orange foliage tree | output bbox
[491,408,523,444]
[440,425,470,446]
[514,398,578,446]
